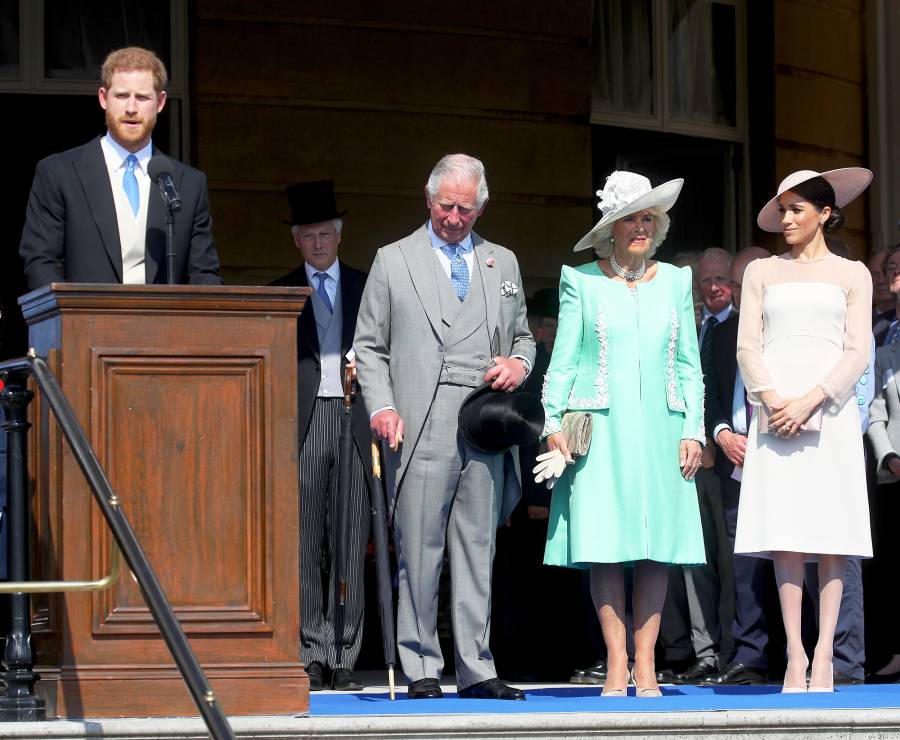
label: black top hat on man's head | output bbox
[283,179,348,225]
[458,383,545,454]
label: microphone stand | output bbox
[165,201,176,286]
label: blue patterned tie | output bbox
[441,244,469,301]
[123,154,140,217]
[314,272,333,313]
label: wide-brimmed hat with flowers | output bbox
[756,167,873,233]
[573,171,684,252]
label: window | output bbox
[0,0,20,79]
[591,0,747,142]
[43,1,171,82]
[589,1,751,254]
[0,0,188,158]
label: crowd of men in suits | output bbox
[10,45,900,697]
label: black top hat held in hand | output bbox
[284,179,348,225]
[458,383,545,454]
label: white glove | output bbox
[533,449,574,489]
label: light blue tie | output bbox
[441,244,469,301]
[314,272,333,313]
[123,154,140,217]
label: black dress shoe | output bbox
[866,670,900,684]
[672,660,719,684]
[832,670,863,685]
[458,678,526,700]
[701,662,769,685]
[570,660,608,684]
[306,662,327,692]
[331,668,364,691]
[407,678,443,699]
[656,658,690,684]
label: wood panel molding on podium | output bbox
[19,283,311,719]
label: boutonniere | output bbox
[485,257,495,268]
[500,280,519,296]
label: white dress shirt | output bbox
[699,303,734,347]
[100,134,152,284]
[305,259,340,307]
[427,221,475,280]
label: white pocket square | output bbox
[500,281,519,296]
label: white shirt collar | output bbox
[100,133,153,174]
[426,221,473,252]
[304,259,340,285]
[703,303,733,325]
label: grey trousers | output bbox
[299,398,370,669]
[393,383,504,689]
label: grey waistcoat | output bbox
[311,282,344,398]
[435,253,492,388]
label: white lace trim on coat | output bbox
[667,309,687,413]
[566,308,610,409]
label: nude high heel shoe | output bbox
[600,667,630,697]
[782,653,809,694]
[808,665,834,693]
[632,667,662,698]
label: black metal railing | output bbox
[0,352,236,738]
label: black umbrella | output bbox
[368,441,397,699]
[333,366,355,671]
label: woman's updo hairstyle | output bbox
[788,175,844,233]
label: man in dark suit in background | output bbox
[19,47,222,289]
[666,247,736,683]
[701,247,772,686]
[875,245,900,347]
[271,180,371,692]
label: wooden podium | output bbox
[19,284,310,718]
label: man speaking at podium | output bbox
[19,47,222,290]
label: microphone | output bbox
[147,155,183,213]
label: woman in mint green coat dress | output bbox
[539,171,706,697]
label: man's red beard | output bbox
[106,109,154,149]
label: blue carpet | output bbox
[310,684,900,716]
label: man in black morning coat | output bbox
[270,180,372,692]
[19,47,221,289]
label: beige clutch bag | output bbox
[757,406,823,434]
[561,412,593,458]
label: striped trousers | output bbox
[299,397,370,669]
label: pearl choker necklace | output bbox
[610,252,647,282]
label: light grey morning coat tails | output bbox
[353,224,536,516]
[868,342,900,483]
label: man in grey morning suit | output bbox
[354,154,535,700]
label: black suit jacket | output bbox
[705,313,742,479]
[19,137,223,290]
[874,308,895,348]
[271,261,374,472]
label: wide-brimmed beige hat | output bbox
[573,171,684,252]
[756,167,873,233]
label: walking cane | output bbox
[370,441,397,700]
